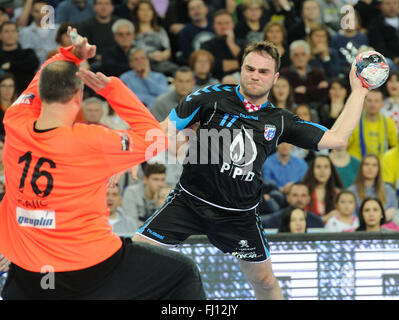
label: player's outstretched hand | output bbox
[76,68,110,92]
[67,26,96,61]
[349,66,369,95]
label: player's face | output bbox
[337,194,356,216]
[286,185,310,209]
[361,156,379,180]
[240,51,279,101]
[289,209,306,233]
[313,157,331,185]
[362,200,383,229]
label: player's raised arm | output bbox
[317,67,369,150]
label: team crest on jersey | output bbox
[264,125,276,141]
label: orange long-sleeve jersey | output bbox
[0,46,168,272]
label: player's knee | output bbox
[248,271,277,291]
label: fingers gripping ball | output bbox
[352,51,390,90]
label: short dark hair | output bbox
[143,163,166,177]
[39,61,83,103]
[241,40,281,73]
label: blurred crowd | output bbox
[0,0,398,234]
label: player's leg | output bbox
[237,258,283,300]
[205,207,284,300]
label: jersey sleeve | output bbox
[279,109,328,150]
[93,77,168,175]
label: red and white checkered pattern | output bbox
[242,99,261,113]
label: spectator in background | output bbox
[263,21,290,69]
[278,206,308,233]
[0,73,16,136]
[100,99,130,130]
[151,66,195,121]
[155,185,172,208]
[318,0,342,33]
[189,49,218,91]
[354,0,381,30]
[348,154,398,221]
[291,103,328,163]
[307,24,341,80]
[0,6,10,25]
[0,21,39,94]
[302,155,343,223]
[55,0,94,24]
[262,142,308,194]
[368,0,399,71]
[381,71,399,132]
[101,19,136,77]
[262,182,324,229]
[318,78,348,129]
[381,144,399,197]
[287,0,322,43]
[132,0,178,76]
[114,0,138,20]
[107,184,138,235]
[347,89,397,161]
[329,148,360,189]
[18,0,59,66]
[120,48,168,109]
[325,190,359,232]
[122,163,167,227]
[354,197,388,232]
[178,0,215,65]
[280,40,328,108]
[234,0,268,45]
[269,75,295,111]
[331,9,369,75]
[221,73,239,84]
[46,22,77,59]
[268,0,297,29]
[77,0,118,63]
[201,9,244,80]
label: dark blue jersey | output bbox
[169,84,327,211]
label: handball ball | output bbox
[352,51,390,90]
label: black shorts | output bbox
[136,185,271,263]
[1,241,205,300]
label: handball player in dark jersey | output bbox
[133,41,369,300]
